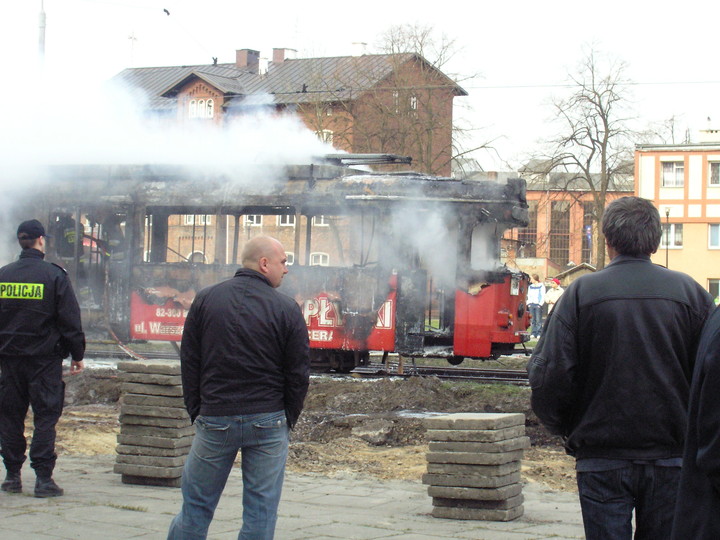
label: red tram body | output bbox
[15,155,531,368]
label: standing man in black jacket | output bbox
[528,197,714,540]
[0,219,85,498]
[671,304,720,539]
[168,235,310,540]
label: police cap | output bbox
[17,219,51,240]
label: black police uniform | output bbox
[0,248,85,478]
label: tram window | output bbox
[278,215,296,227]
[471,223,496,271]
[244,215,262,226]
[286,252,295,265]
[183,215,212,226]
[188,251,206,263]
[310,252,329,266]
[312,215,329,226]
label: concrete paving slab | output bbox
[0,455,585,539]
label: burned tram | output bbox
[27,155,530,369]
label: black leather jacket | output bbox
[0,249,85,360]
[180,268,310,428]
[528,255,714,459]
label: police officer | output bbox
[0,219,85,497]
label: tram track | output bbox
[84,350,529,385]
[350,362,529,385]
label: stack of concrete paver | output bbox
[114,360,194,487]
[422,412,529,521]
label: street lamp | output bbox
[665,208,670,268]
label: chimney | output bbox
[236,49,260,73]
[272,48,297,64]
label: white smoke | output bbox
[0,67,332,179]
[0,64,336,263]
[389,204,458,288]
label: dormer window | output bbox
[189,98,214,119]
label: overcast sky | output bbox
[4,0,720,171]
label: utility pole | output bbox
[39,0,46,64]
[128,32,138,65]
[665,208,670,268]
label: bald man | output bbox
[168,236,310,540]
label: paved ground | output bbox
[0,455,585,539]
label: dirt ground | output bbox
[54,367,577,493]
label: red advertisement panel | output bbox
[130,291,188,341]
[303,290,396,351]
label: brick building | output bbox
[114,48,465,177]
[467,170,633,283]
[113,48,466,264]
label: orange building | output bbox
[494,171,633,281]
[636,131,720,297]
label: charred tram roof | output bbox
[43,161,528,224]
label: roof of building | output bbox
[636,142,720,152]
[112,52,467,112]
[555,262,596,280]
[523,171,635,192]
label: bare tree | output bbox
[527,48,636,270]
[637,115,690,145]
[294,25,494,177]
[371,24,495,176]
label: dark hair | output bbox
[601,197,661,256]
[18,238,37,250]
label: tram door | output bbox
[49,209,127,309]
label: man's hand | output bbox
[69,360,84,375]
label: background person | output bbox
[526,273,545,338]
[527,197,714,540]
[0,219,85,498]
[168,235,310,540]
[544,278,564,314]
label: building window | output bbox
[315,130,333,144]
[310,252,329,266]
[277,215,296,227]
[549,201,571,265]
[661,223,683,248]
[285,252,295,265]
[710,224,720,248]
[409,95,418,110]
[244,215,262,226]
[710,162,720,186]
[662,161,684,187]
[709,279,720,303]
[312,215,329,227]
[183,215,212,226]
[189,98,214,119]
[517,200,537,258]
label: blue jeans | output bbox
[577,464,681,540]
[528,304,543,336]
[167,410,289,540]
